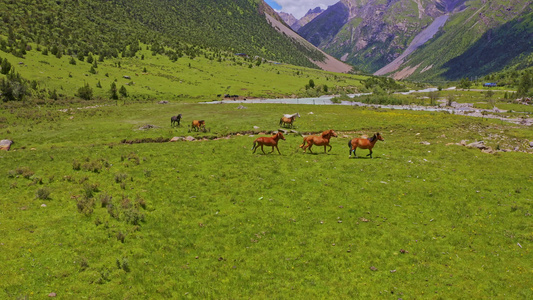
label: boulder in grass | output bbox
[466,141,488,150]
[0,139,13,151]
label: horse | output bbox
[252,132,286,154]
[279,113,300,128]
[191,120,205,132]
[348,133,384,158]
[299,129,337,153]
[283,112,300,119]
[171,114,182,127]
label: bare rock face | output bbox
[0,139,13,151]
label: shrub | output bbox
[99,192,112,208]
[82,182,99,198]
[76,195,95,215]
[76,83,93,100]
[35,187,51,200]
[15,166,34,179]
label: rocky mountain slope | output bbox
[279,7,325,31]
[296,0,532,80]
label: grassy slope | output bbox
[1,101,532,298]
[1,43,367,100]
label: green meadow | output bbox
[1,42,368,101]
[1,101,532,298]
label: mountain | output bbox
[279,7,325,31]
[297,0,533,80]
[0,0,327,70]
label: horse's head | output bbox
[376,133,384,141]
[277,132,286,141]
[296,113,301,118]
[178,114,182,118]
[321,129,337,138]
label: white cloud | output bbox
[274,0,339,19]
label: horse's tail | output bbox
[251,141,256,150]
[347,139,352,148]
[299,137,307,148]
[279,118,283,126]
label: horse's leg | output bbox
[367,149,373,158]
[275,145,281,155]
[261,145,266,154]
[327,143,332,152]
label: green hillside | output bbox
[0,0,324,70]
[0,41,369,102]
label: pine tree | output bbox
[109,82,118,100]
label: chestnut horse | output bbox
[279,113,300,128]
[252,132,286,154]
[348,133,384,158]
[191,120,205,132]
[299,129,337,153]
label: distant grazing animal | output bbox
[252,132,286,154]
[279,113,300,128]
[191,120,205,132]
[348,133,384,158]
[299,129,337,153]
[171,114,182,127]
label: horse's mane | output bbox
[368,134,376,142]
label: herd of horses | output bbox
[172,113,384,158]
[170,114,206,132]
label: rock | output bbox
[158,100,169,104]
[185,136,196,141]
[466,141,487,150]
[169,137,183,142]
[529,142,533,148]
[370,266,377,271]
[253,126,260,129]
[237,105,247,109]
[460,140,467,146]
[481,147,494,154]
[0,139,14,151]
[41,204,47,207]
[48,292,57,297]
[420,141,430,145]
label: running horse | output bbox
[279,112,300,128]
[252,132,286,154]
[348,133,384,158]
[299,129,337,153]
[191,120,205,132]
[171,114,182,127]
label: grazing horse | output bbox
[171,114,182,127]
[299,129,337,153]
[252,132,286,154]
[348,133,384,158]
[279,113,300,128]
[191,120,205,132]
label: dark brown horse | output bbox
[299,129,337,153]
[252,132,286,154]
[348,133,384,158]
[191,120,205,132]
[171,114,182,127]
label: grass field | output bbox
[1,101,532,298]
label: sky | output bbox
[264,0,338,19]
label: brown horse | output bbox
[348,132,384,158]
[252,132,286,154]
[191,120,205,132]
[299,129,337,153]
[279,113,300,128]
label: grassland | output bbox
[1,42,369,102]
[1,100,532,298]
